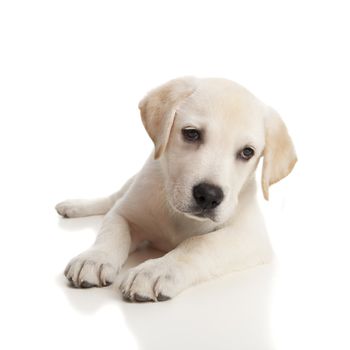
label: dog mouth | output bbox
[183,208,218,222]
[169,199,218,222]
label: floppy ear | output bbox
[138,77,198,159]
[262,108,297,200]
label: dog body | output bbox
[56,77,296,301]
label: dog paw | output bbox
[64,249,119,288]
[55,200,85,218]
[119,258,184,302]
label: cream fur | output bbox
[56,77,297,302]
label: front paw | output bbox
[119,258,185,302]
[64,249,119,288]
[55,200,81,218]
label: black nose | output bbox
[192,183,224,210]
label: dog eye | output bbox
[239,147,255,160]
[182,128,201,142]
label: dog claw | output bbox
[134,294,154,302]
[157,293,171,302]
[80,281,96,288]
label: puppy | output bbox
[56,77,297,302]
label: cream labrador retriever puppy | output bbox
[56,77,297,302]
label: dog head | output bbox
[139,77,297,223]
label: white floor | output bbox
[1,160,349,350]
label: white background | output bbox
[1,1,349,349]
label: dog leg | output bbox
[64,208,132,287]
[55,175,135,218]
[120,224,272,301]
